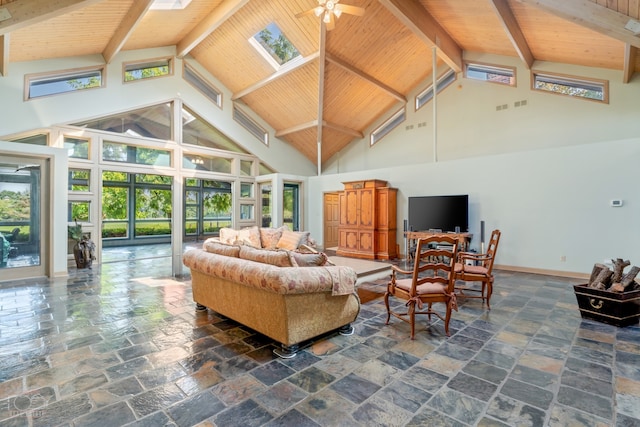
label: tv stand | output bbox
[404,231,472,261]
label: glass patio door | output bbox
[0,156,47,280]
[283,182,300,231]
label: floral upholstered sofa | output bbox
[182,226,361,358]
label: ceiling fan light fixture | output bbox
[333,7,342,19]
[314,6,324,17]
[323,12,331,23]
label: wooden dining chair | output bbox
[454,229,501,309]
[384,235,459,339]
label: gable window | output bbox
[72,102,173,141]
[124,57,172,83]
[532,71,608,103]
[416,69,457,110]
[249,22,301,70]
[26,66,104,100]
[6,133,49,145]
[465,62,515,86]
[183,62,222,108]
[371,107,406,146]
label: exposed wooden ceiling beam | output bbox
[232,51,320,100]
[0,34,8,76]
[489,0,534,69]
[518,0,640,49]
[275,120,318,137]
[102,0,154,64]
[378,0,462,72]
[323,120,364,139]
[325,53,407,103]
[623,43,638,83]
[176,0,248,58]
[0,0,101,34]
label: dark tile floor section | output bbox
[1,259,640,427]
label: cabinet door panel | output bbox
[358,230,374,252]
[339,229,359,251]
[359,189,374,228]
[345,190,359,227]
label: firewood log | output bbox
[621,266,640,290]
[610,283,625,293]
[611,258,631,283]
[588,263,608,286]
[589,268,613,289]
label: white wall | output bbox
[308,54,640,277]
[0,47,316,176]
[308,138,639,276]
[323,54,640,173]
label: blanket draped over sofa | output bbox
[183,229,361,357]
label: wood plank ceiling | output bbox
[1,0,639,168]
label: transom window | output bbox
[25,66,104,100]
[465,62,515,86]
[124,58,172,82]
[532,71,608,103]
[249,22,301,70]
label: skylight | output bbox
[150,0,192,10]
[249,22,301,70]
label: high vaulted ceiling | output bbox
[1,0,639,166]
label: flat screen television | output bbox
[408,195,469,233]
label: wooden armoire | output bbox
[337,179,397,260]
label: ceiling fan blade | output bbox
[295,8,317,19]
[336,4,365,16]
[325,13,335,30]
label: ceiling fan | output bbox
[296,0,365,31]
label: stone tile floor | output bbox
[1,258,639,426]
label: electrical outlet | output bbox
[560,255,566,262]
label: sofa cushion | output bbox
[276,229,311,251]
[219,227,239,245]
[237,226,261,248]
[202,239,240,257]
[239,245,293,267]
[289,251,328,267]
[259,226,286,250]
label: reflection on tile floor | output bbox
[1,260,639,426]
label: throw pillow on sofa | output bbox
[219,228,239,245]
[239,245,293,267]
[237,226,261,248]
[219,226,262,247]
[276,229,311,251]
[203,239,241,257]
[259,226,287,250]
